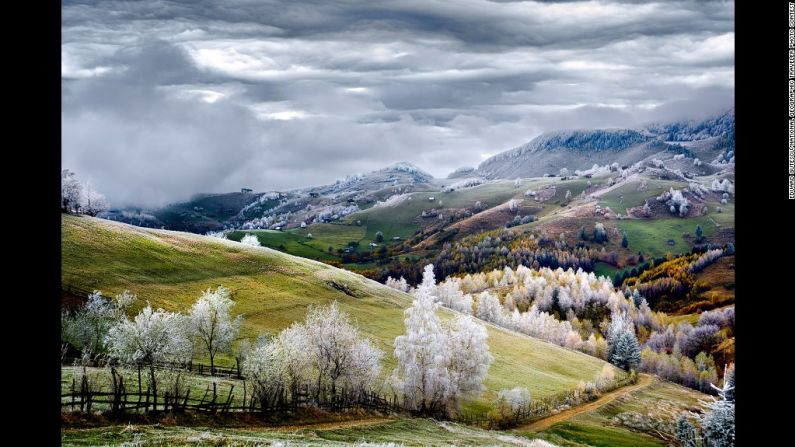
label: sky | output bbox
[62,0,734,208]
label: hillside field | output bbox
[522,378,708,447]
[62,215,620,414]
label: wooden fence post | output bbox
[70,378,76,412]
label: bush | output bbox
[489,387,531,428]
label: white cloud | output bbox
[61,0,735,207]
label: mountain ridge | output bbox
[462,109,734,179]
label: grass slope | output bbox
[526,378,708,447]
[62,215,618,412]
[62,418,566,446]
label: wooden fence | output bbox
[62,370,403,416]
[62,365,635,429]
[63,357,245,380]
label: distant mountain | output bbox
[644,108,735,142]
[447,166,477,179]
[108,161,438,233]
[465,109,734,180]
[103,191,266,233]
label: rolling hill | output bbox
[61,214,621,410]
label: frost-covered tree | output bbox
[385,276,410,292]
[701,366,735,447]
[245,301,382,406]
[607,312,640,371]
[61,169,83,213]
[609,330,641,371]
[436,280,473,314]
[508,199,520,212]
[302,301,383,398]
[240,234,261,246]
[711,179,734,194]
[494,387,530,423]
[593,223,608,243]
[394,265,451,414]
[244,336,287,411]
[62,290,136,358]
[675,414,698,446]
[187,286,242,375]
[476,291,503,324]
[81,185,110,217]
[105,305,192,409]
[559,167,569,177]
[446,315,492,404]
[722,363,734,402]
[681,324,722,358]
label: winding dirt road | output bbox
[517,374,654,432]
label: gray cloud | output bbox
[62,0,734,207]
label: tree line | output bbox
[61,279,494,418]
[386,263,732,394]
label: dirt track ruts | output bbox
[516,373,654,432]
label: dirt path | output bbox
[588,173,639,199]
[517,374,654,433]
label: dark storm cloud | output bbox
[62,0,734,207]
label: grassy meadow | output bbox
[62,215,618,415]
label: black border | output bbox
[14,0,787,444]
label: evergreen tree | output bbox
[632,290,643,308]
[551,287,561,317]
[723,363,734,402]
[613,272,623,287]
[702,377,735,447]
[694,224,704,244]
[621,233,628,248]
[609,331,641,371]
[675,414,697,447]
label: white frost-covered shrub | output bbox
[711,179,734,194]
[497,387,531,413]
[658,188,689,216]
[507,199,520,212]
[240,234,261,246]
[385,276,410,292]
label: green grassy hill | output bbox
[523,378,709,447]
[62,214,619,411]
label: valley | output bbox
[62,110,735,447]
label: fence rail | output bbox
[63,357,245,379]
[62,363,637,430]
[62,371,404,416]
